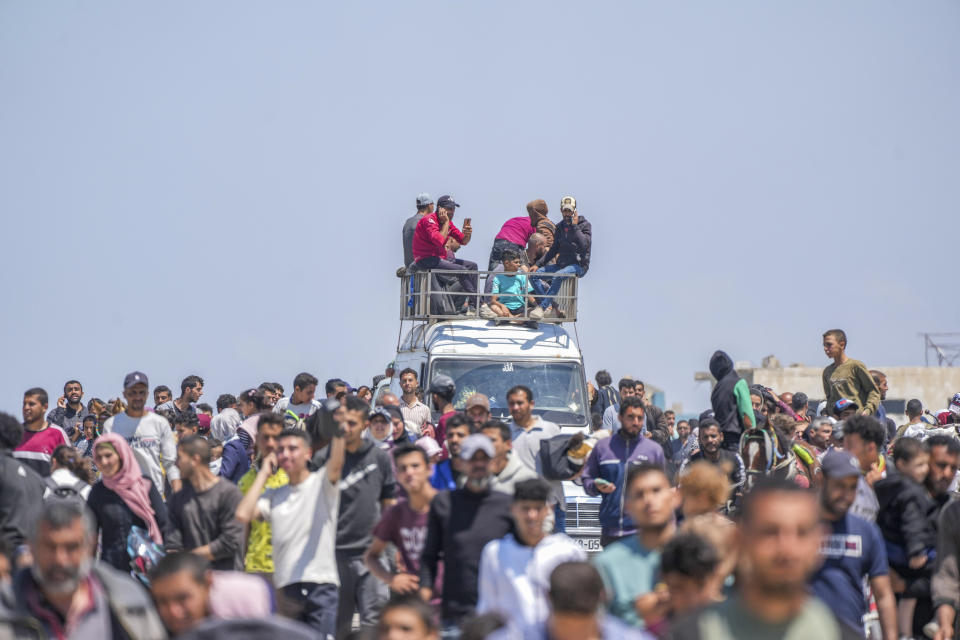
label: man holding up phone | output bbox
[411,194,479,314]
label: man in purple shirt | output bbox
[581,396,666,547]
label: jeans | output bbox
[553,503,566,533]
[531,263,583,310]
[336,551,388,638]
[488,238,524,271]
[416,256,479,311]
[277,582,338,640]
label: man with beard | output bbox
[582,397,665,547]
[668,478,858,640]
[46,380,90,442]
[0,500,166,638]
[810,450,896,639]
[809,417,836,454]
[419,434,514,636]
[679,418,745,497]
[708,351,755,452]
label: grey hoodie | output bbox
[490,453,538,496]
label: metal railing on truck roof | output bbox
[400,269,579,323]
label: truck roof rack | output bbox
[400,269,579,323]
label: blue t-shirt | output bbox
[492,272,531,310]
[810,511,888,633]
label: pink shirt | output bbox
[495,217,534,247]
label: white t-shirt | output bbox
[103,411,180,491]
[44,468,92,500]
[256,469,340,588]
[273,398,321,421]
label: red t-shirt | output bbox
[373,500,442,595]
[15,424,69,476]
[412,213,465,262]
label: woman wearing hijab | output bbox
[86,433,168,572]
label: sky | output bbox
[1,1,958,417]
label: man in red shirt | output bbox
[412,195,478,313]
[15,387,69,477]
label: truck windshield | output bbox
[430,359,587,426]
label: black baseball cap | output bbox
[436,195,460,209]
[123,371,149,389]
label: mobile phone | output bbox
[464,217,472,226]
[595,478,612,487]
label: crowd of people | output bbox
[2,326,960,640]
[1,194,960,640]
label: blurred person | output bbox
[237,413,287,576]
[419,434,514,635]
[87,433,168,572]
[677,461,730,519]
[593,463,679,629]
[582,397,665,547]
[76,414,100,458]
[428,375,458,459]
[377,593,439,640]
[0,500,166,638]
[679,513,737,604]
[207,437,224,474]
[810,417,835,454]
[822,329,881,417]
[668,478,854,640]
[325,378,348,399]
[258,382,280,408]
[898,399,929,440]
[399,368,430,436]
[45,445,94,500]
[365,445,437,596]
[149,552,274,636]
[482,420,537,496]
[102,371,181,494]
[0,412,45,561]
[876,438,937,638]
[46,379,90,441]
[477,478,585,633]
[592,371,619,417]
[235,427,346,638]
[210,394,242,442]
[811,450,896,639]
[166,435,244,571]
[15,387,69,477]
[660,531,720,619]
[356,386,374,404]
[792,392,811,422]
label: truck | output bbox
[386,269,602,552]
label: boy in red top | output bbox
[412,194,478,312]
[15,387,69,477]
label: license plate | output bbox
[574,537,601,551]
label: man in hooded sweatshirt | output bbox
[708,351,755,452]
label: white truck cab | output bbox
[386,270,602,552]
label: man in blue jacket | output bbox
[581,397,665,547]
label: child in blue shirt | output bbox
[489,250,535,321]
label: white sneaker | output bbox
[479,304,497,319]
[529,307,545,320]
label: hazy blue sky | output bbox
[2,1,958,417]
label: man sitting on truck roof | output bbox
[412,195,478,314]
[530,195,591,319]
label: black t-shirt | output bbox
[322,441,395,553]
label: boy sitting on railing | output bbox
[484,250,536,322]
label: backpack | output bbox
[43,476,87,501]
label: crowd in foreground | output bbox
[2,329,960,640]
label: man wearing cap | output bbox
[811,449,896,639]
[530,195,591,319]
[428,375,458,460]
[412,194,478,313]
[487,201,549,271]
[465,393,491,431]
[419,433,514,634]
[103,371,181,495]
[402,193,434,269]
[834,398,860,420]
